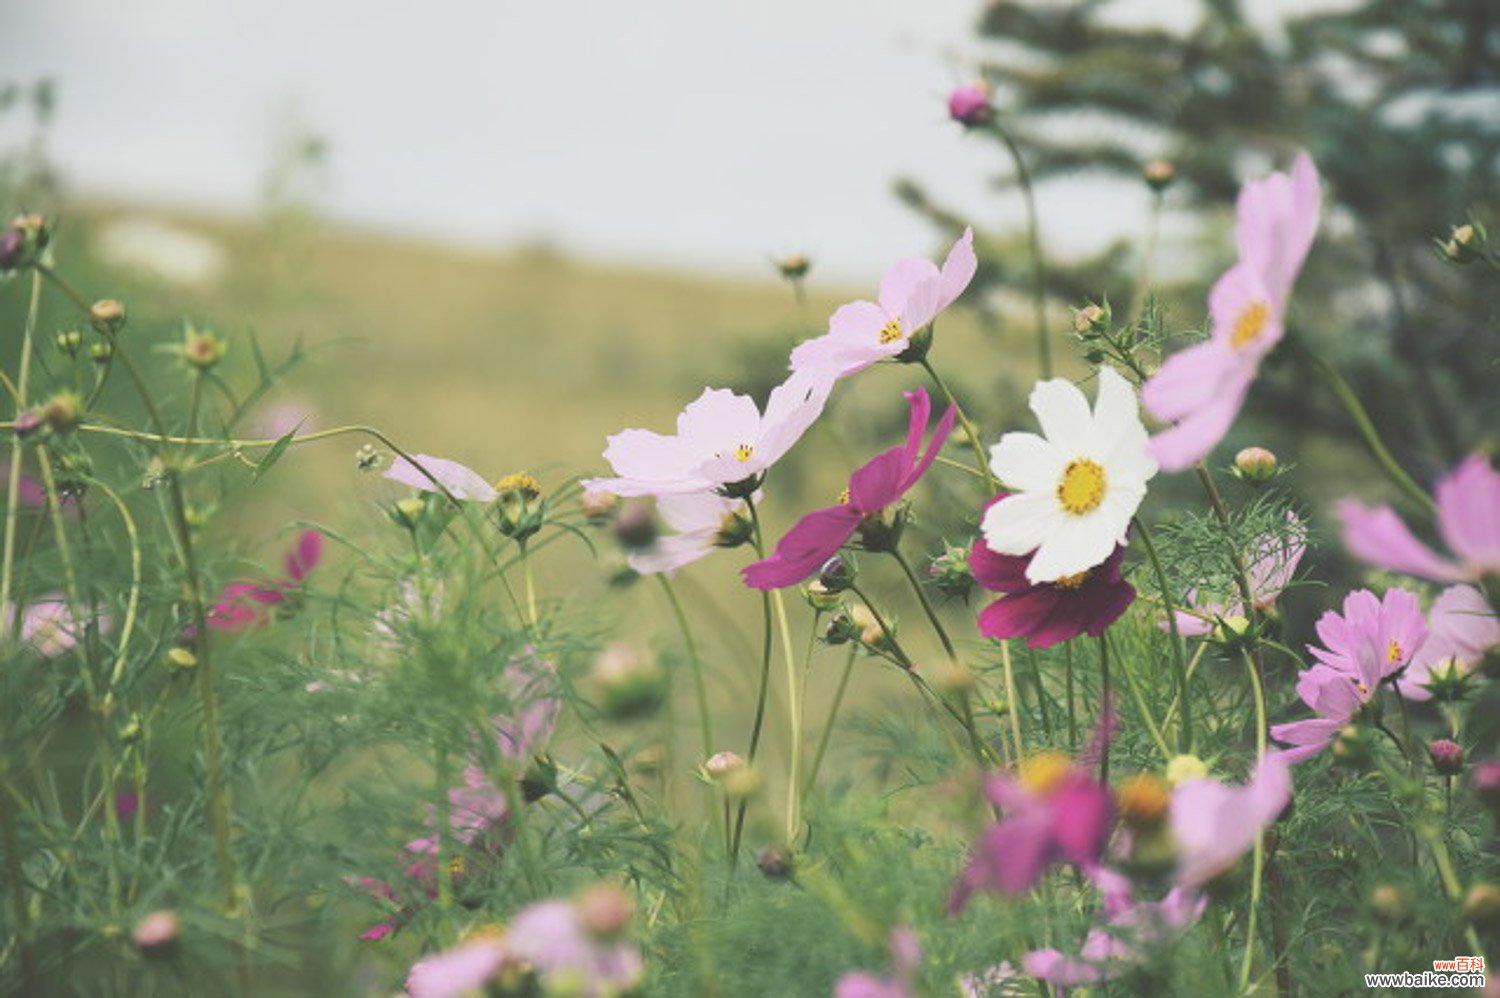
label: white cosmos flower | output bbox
[983,368,1157,584]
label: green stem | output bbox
[657,577,713,759]
[1238,649,1269,993]
[890,547,956,660]
[771,587,803,846]
[919,358,997,493]
[0,271,40,633]
[1,769,41,996]
[1194,464,1256,613]
[989,122,1052,379]
[732,499,776,864]
[1097,636,1111,783]
[804,645,857,799]
[1135,517,1191,752]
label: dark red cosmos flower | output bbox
[971,495,1135,649]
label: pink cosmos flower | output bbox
[1335,453,1500,583]
[971,495,1135,649]
[205,530,322,633]
[4,595,109,656]
[1270,588,1427,763]
[948,750,1113,912]
[1169,755,1291,888]
[835,927,921,998]
[385,453,498,503]
[1023,885,1206,989]
[790,230,977,377]
[1170,515,1306,636]
[1397,585,1500,701]
[627,492,750,576]
[406,934,509,998]
[1143,153,1321,471]
[742,388,955,590]
[504,898,645,997]
[584,368,836,498]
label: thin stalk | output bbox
[1127,190,1165,321]
[1135,517,1191,752]
[731,500,777,864]
[0,271,40,629]
[657,577,713,758]
[1194,464,1256,613]
[919,358,997,492]
[1064,640,1077,752]
[1097,636,1111,782]
[989,121,1052,379]
[771,587,802,845]
[997,638,1024,763]
[804,645,858,798]
[1,771,40,996]
[1116,648,1172,761]
[1237,649,1269,993]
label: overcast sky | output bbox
[0,0,1316,280]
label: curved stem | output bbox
[731,499,776,864]
[657,577,713,759]
[990,121,1051,379]
[1135,517,1191,752]
[919,358,997,493]
[1194,464,1256,613]
[1,271,40,631]
[804,645,857,800]
[890,547,956,660]
[771,587,802,846]
[1238,649,1269,994]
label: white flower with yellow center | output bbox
[982,368,1157,584]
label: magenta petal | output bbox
[905,403,957,489]
[978,587,1062,643]
[847,447,910,512]
[1048,778,1112,868]
[1077,579,1136,639]
[742,505,862,590]
[970,538,1029,594]
[949,809,1054,912]
[285,529,322,581]
[1334,499,1463,582]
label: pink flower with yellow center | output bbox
[1143,153,1321,471]
[790,229,976,378]
[1396,585,1500,701]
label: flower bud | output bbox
[89,299,126,335]
[576,884,634,939]
[1369,884,1411,924]
[590,642,666,720]
[1073,302,1109,335]
[1143,160,1176,192]
[1165,754,1209,787]
[947,81,992,127]
[520,755,558,802]
[929,544,974,600]
[892,323,933,365]
[0,214,48,270]
[855,504,906,553]
[1117,773,1171,831]
[774,253,812,282]
[180,326,226,370]
[494,472,545,541]
[1464,883,1500,927]
[817,554,856,594]
[0,227,22,270]
[714,509,754,549]
[132,910,181,954]
[355,444,380,471]
[1471,760,1500,809]
[580,489,620,524]
[41,391,82,434]
[1438,222,1485,264]
[391,496,427,530]
[932,659,977,695]
[117,714,143,743]
[802,579,843,613]
[1428,738,1464,776]
[55,329,82,356]
[703,750,746,782]
[13,409,43,437]
[1232,446,1278,483]
[90,341,113,364]
[756,845,794,880]
[167,647,198,671]
[848,604,892,652]
[613,497,658,550]
[823,612,857,646]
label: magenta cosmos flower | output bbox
[790,229,976,377]
[584,368,835,498]
[1397,585,1499,701]
[1171,515,1305,636]
[742,388,955,590]
[1143,153,1321,471]
[1336,453,1500,583]
[948,750,1113,912]
[972,496,1135,649]
[1169,755,1290,888]
[1270,588,1426,763]
[205,530,322,633]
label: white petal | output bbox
[1089,368,1147,457]
[1028,378,1094,454]
[981,491,1066,556]
[1025,513,1122,583]
[989,432,1065,493]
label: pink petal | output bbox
[1142,341,1235,424]
[406,937,508,998]
[755,367,836,469]
[385,454,497,503]
[1334,499,1464,582]
[847,447,910,513]
[878,257,940,315]
[978,586,1062,644]
[285,530,322,581]
[938,227,978,310]
[1146,375,1249,473]
[1436,454,1500,574]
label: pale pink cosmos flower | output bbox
[1396,585,1500,701]
[1143,153,1321,471]
[627,492,750,576]
[504,898,645,997]
[3,595,109,657]
[835,927,921,998]
[385,453,497,502]
[1335,453,1500,583]
[1022,885,1206,988]
[1270,588,1427,763]
[1170,755,1290,888]
[1170,514,1306,636]
[584,368,835,498]
[790,229,976,378]
[406,934,509,998]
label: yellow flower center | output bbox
[1056,459,1107,515]
[1018,751,1073,796]
[1355,680,1369,697]
[1054,570,1092,590]
[878,318,904,344]
[1386,640,1403,663]
[494,472,542,499]
[1230,300,1270,350]
[1117,773,1171,829]
[733,444,754,463]
[838,487,851,504]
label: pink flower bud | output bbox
[947,82,991,127]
